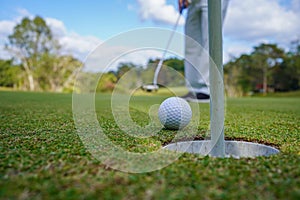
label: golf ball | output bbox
[158,97,192,130]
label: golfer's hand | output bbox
[178,0,189,12]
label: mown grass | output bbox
[0,91,299,200]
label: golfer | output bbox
[179,0,229,102]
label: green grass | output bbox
[0,91,299,199]
[251,90,300,98]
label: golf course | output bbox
[1,0,300,199]
[0,91,299,199]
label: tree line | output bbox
[224,42,300,96]
[0,16,299,96]
[1,16,81,92]
[99,42,300,96]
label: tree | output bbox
[224,54,256,96]
[224,42,299,96]
[97,72,117,92]
[6,16,82,92]
[163,58,184,74]
[0,59,22,88]
[38,54,82,92]
[115,62,137,80]
[290,39,300,56]
[251,44,285,94]
[272,41,300,91]
[224,43,289,96]
[6,16,59,91]
[114,62,142,91]
[145,57,184,87]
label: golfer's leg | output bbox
[184,3,209,95]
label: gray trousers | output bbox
[185,0,229,94]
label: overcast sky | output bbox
[0,0,299,70]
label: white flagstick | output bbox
[208,0,225,157]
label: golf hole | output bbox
[163,140,280,158]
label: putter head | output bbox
[141,84,159,92]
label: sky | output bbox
[0,0,300,71]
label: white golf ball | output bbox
[158,97,192,130]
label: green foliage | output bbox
[74,71,98,93]
[97,72,117,92]
[0,59,22,87]
[275,40,300,91]
[3,15,299,95]
[115,62,137,80]
[161,57,184,74]
[38,54,82,92]
[225,43,300,96]
[0,91,299,199]
[272,56,300,91]
[8,16,55,56]
[6,16,55,91]
[225,54,256,96]
[158,58,184,87]
[5,16,80,92]
[111,58,184,91]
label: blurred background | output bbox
[0,0,299,96]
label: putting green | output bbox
[0,91,299,199]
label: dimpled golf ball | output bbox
[158,97,192,130]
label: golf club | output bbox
[142,0,186,92]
